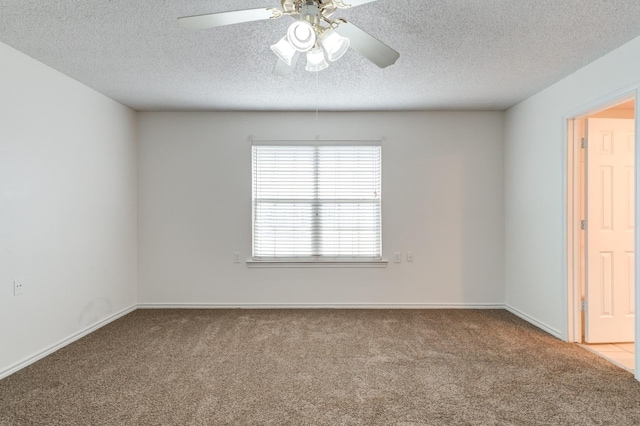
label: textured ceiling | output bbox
[1,0,640,111]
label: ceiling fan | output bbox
[178,0,400,75]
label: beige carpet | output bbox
[1,309,640,425]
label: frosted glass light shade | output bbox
[287,21,316,52]
[270,36,297,66]
[321,29,350,62]
[305,47,329,72]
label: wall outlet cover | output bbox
[14,280,24,296]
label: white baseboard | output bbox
[137,302,505,310]
[0,304,136,381]
[505,305,563,340]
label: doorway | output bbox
[567,97,636,372]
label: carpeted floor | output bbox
[1,309,640,425]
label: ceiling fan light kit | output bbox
[178,0,399,76]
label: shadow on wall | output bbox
[424,153,465,296]
[78,298,112,329]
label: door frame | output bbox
[565,86,639,380]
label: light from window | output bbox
[252,142,381,260]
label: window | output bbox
[252,141,382,263]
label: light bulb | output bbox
[306,47,329,72]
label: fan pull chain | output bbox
[315,70,319,132]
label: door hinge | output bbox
[581,220,587,230]
[581,301,587,312]
[581,138,586,149]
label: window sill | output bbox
[246,259,388,268]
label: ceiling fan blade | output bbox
[335,0,378,8]
[178,8,282,30]
[273,53,300,76]
[335,21,399,68]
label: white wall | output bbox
[0,42,138,377]
[138,111,504,307]
[504,35,640,338]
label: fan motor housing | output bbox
[301,1,321,23]
[282,0,337,19]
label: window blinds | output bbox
[252,143,382,260]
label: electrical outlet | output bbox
[14,280,24,296]
[407,251,414,262]
[394,252,402,263]
[233,252,240,263]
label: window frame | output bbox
[249,140,387,268]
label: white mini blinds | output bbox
[252,142,382,261]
